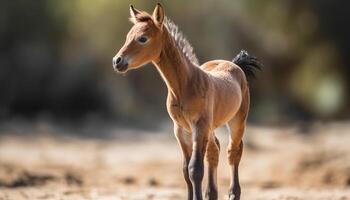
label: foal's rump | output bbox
[201,60,246,127]
[201,50,261,83]
[199,50,261,127]
[201,59,247,89]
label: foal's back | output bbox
[201,59,247,95]
[201,60,246,84]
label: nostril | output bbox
[116,57,122,64]
[113,57,123,67]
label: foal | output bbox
[112,4,261,200]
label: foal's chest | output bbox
[167,98,192,131]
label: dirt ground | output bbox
[0,122,349,200]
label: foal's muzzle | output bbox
[113,56,128,72]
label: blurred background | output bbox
[1,1,350,199]
[1,0,349,131]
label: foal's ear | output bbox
[152,3,165,28]
[129,5,141,24]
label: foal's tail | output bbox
[232,50,262,82]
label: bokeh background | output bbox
[0,1,350,199]
[1,0,349,130]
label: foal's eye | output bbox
[137,36,148,44]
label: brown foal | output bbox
[112,4,261,200]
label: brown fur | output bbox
[113,4,251,200]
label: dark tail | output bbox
[232,50,262,82]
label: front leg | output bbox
[189,118,210,200]
[174,124,193,200]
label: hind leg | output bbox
[226,126,244,200]
[227,92,249,200]
[205,134,220,200]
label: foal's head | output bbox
[113,3,165,73]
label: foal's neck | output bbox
[152,29,196,100]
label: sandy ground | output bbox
[0,122,349,200]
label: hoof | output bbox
[205,190,218,200]
[228,193,240,200]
